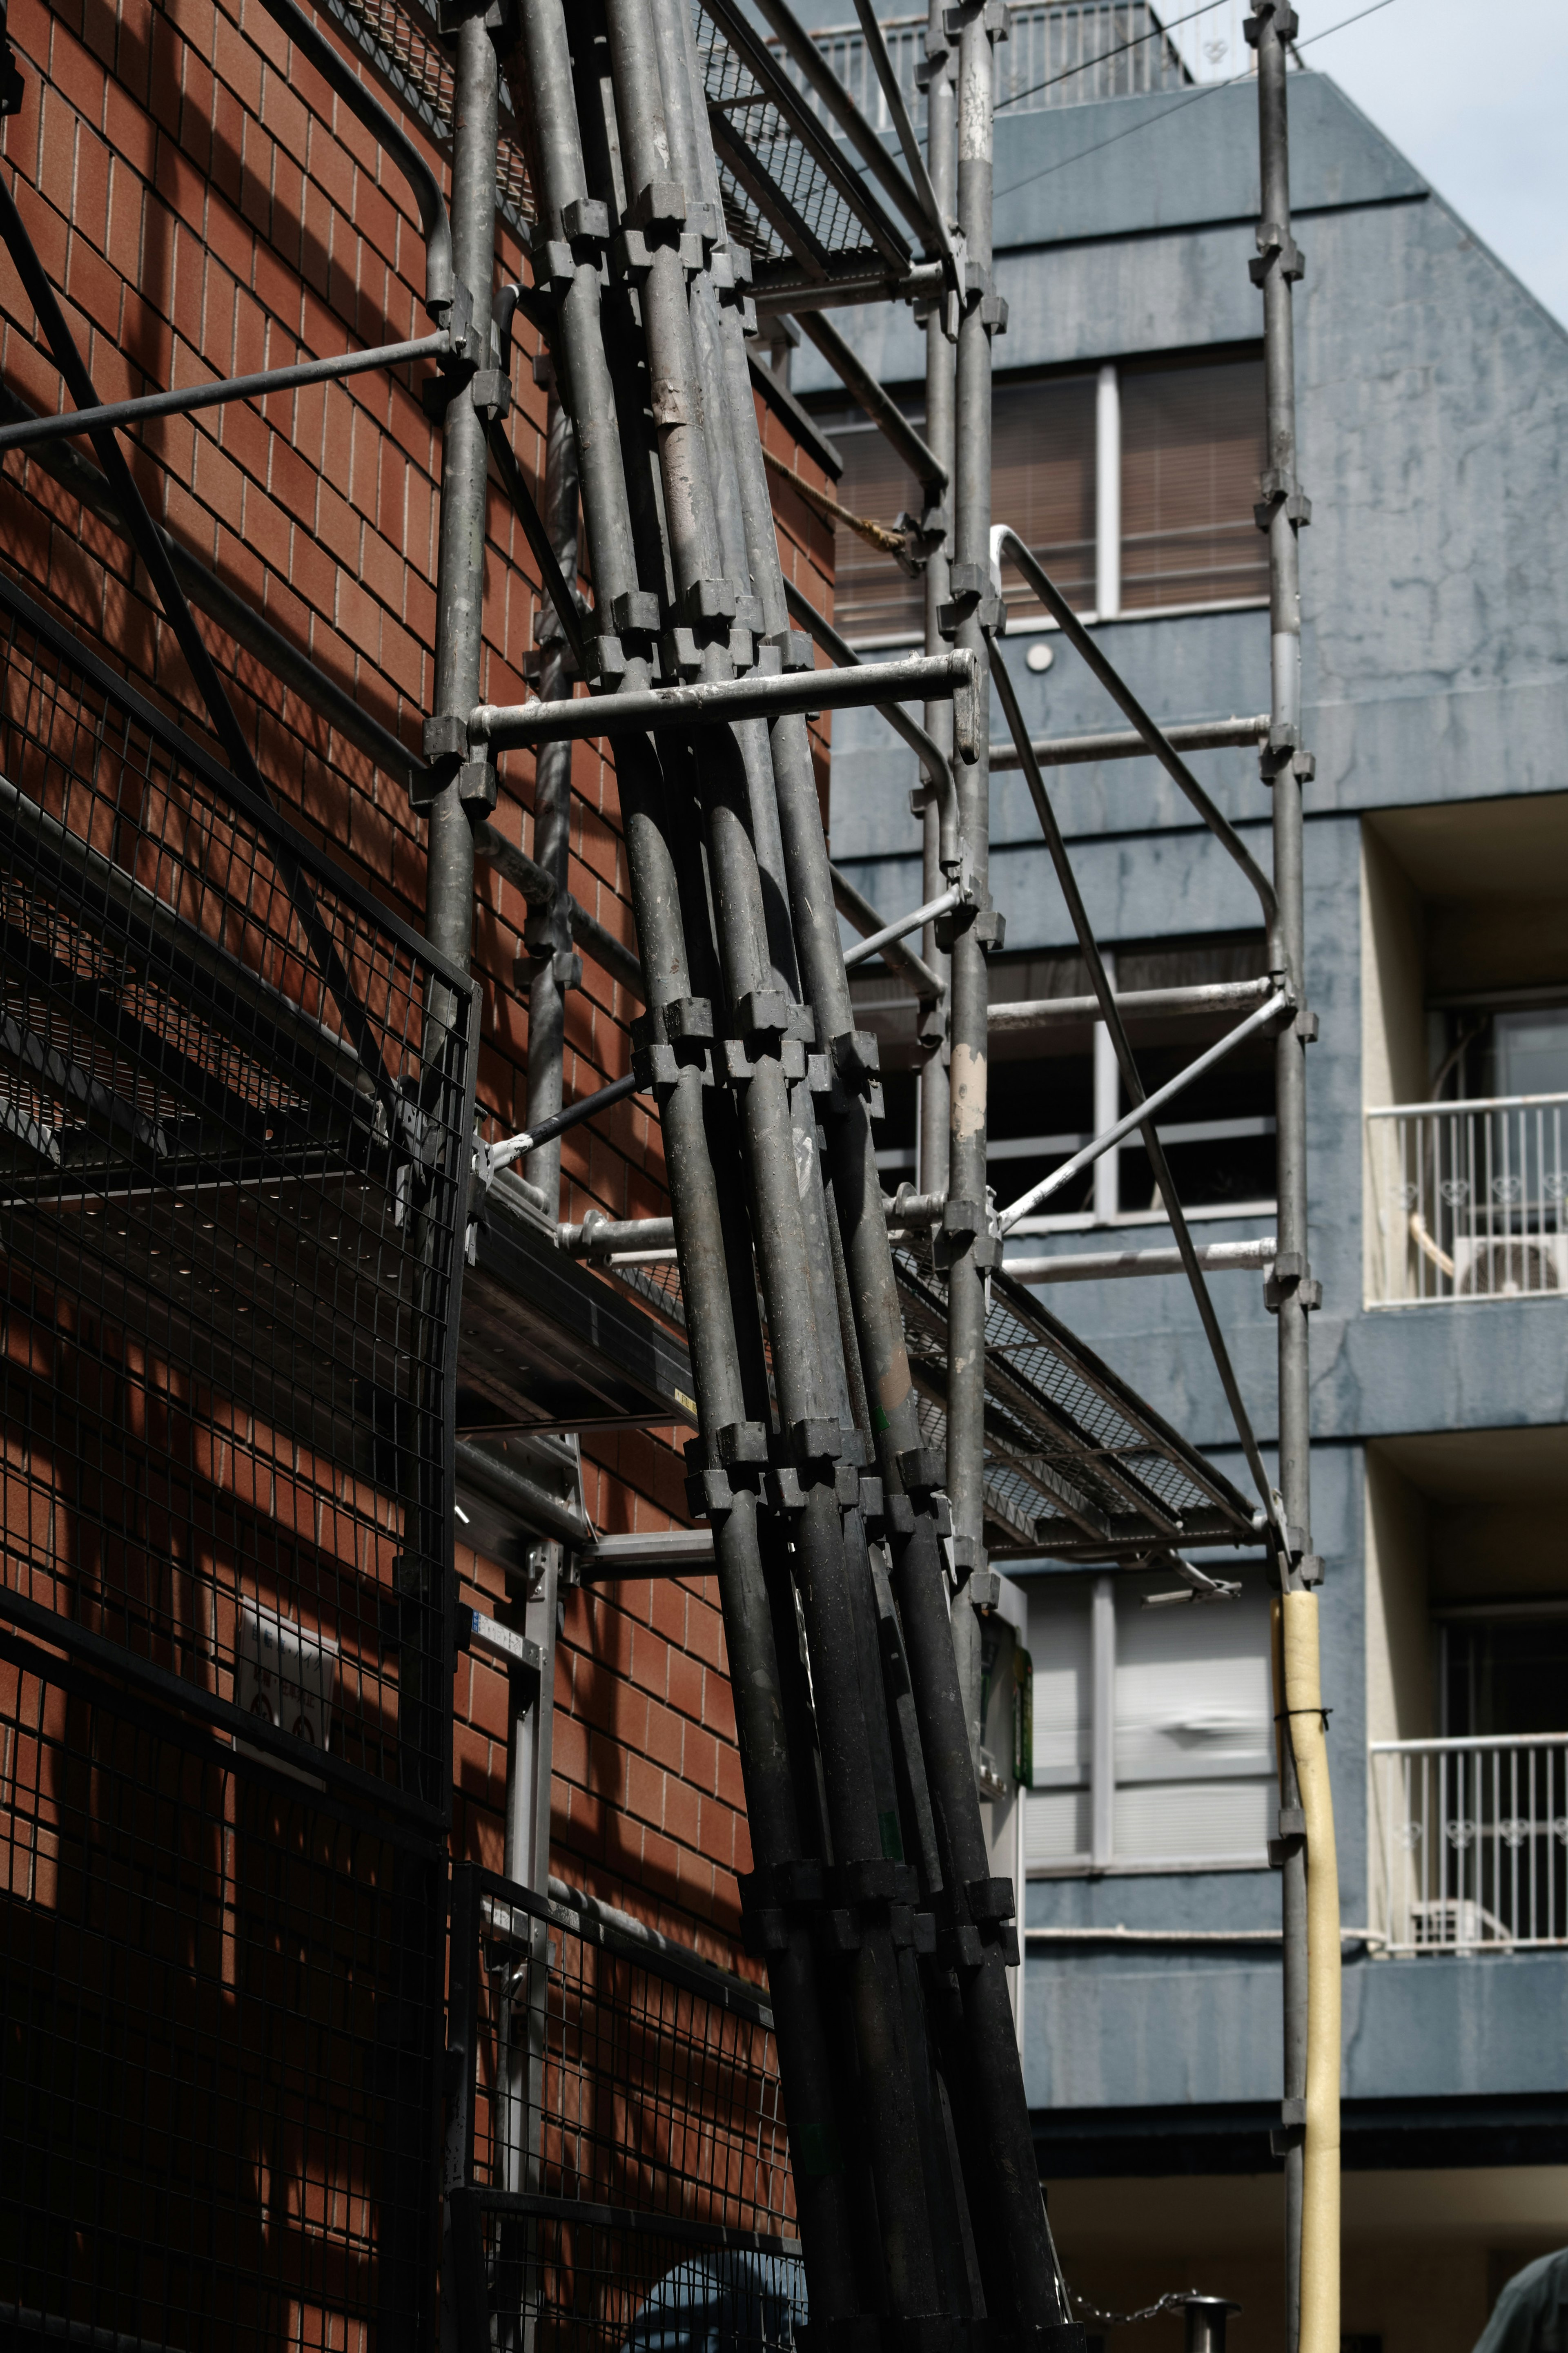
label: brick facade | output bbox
[0,0,835,1963]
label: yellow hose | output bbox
[1282,1590,1341,2353]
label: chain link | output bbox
[1071,2289,1202,2328]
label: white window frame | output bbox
[1027,1570,1277,1878]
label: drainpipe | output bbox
[1248,7,1336,2350]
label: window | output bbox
[1120,358,1269,609]
[813,351,1264,644]
[1026,1568,1276,1873]
[855,935,1276,1220]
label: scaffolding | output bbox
[0,0,1337,2344]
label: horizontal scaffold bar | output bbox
[991,977,1276,1034]
[0,332,450,453]
[989,713,1270,772]
[470,649,979,758]
[1004,1237,1277,1285]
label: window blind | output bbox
[1120,357,1268,610]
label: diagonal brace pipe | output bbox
[991,524,1281,964]
[842,887,958,970]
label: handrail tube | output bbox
[1371,1731,1568,1755]
[256,0,454,318]
[0,333,447,454]
[470,650,979,755]
[989,640,1289,1552]
[843,888,957,970]
[783,577,958,867]
[1368,1091,1568,1118]
[991,524,1281,962]
[559,1216,675,1254]
[796,310,947,494]
[482,1070,641,1172]
[989,714,1271,771]
[997,988,1289,1230]
[745,0,938,245]
[1004,1238,1277,1285]
[830,862,942,996]
[992,978,1275,1033]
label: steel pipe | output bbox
[998,989,1288,1230]
[471,650,979,755]
[793,318,945,494]
[831,863,943,997]
[0,333,448,454]
[752,263,946,316]
[991,978,1276,1034]
[991,524,1281,961]
[559,1214,674,1254]
[843,888,958,970]
[1004,1237,1278,1285]
[989,713,1270,771]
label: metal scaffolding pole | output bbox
[919,0,956,1202]
[945,0,1002,1768]
[1248,7,1335,2349]
[522,374,581,1206]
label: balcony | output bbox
[1365,1094,1568,1305]
[1370,1735,1568,1952]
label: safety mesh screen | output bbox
[893,1238,1258,1559]
[0,1639,445,2353]
[450,1869,800,2347]
[0,572,474,1799]
[695,0,908,288]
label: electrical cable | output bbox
[995,0,1229,116]
[993,0,1401,203]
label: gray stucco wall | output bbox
[808,64,1568,2116]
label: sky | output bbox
[1300,0,1568,330]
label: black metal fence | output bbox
[0,572,476,2348]
[445,1867,804,2353]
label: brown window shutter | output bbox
[1120,357,1269,610]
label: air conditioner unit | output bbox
[1452,1233,1568,1297]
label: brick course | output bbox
[0,0,836,1970]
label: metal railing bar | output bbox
[988,713,1270,771]
[1004,1237,1277,1284]
[795,308,947,491]
[476,1865,776,2022]
[0,334,449,455]
[1371,1733,1568,1755]
[991,523,1282,958]
[454,2186,800,2257]
[0,1590,448,1842]
[470,649,979,754]
[1368,1092,1568,1118]
[848,0,962,281]
[843,887,958,968]
[478,1071,642,1176]
[996,986,1289,1229]
[991,977,1276,1032]
[831,862,943,995]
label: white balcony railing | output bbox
[1370,1735,1568,1952]
[1365,1094,1568,1305]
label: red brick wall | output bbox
[0,0,835,1962]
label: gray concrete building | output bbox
[777,17,1568,2347]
